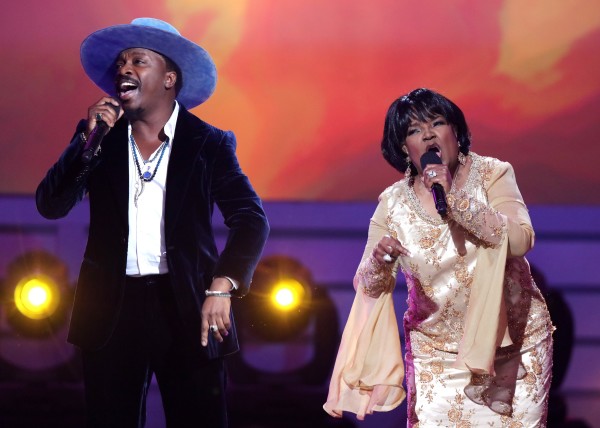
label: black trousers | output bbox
[81,274,227,428]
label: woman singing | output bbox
[324,88,554,426]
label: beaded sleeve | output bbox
[446,189,507,248]
[353,190,400,298]
[445,156,533,256]
[355,255,397,298]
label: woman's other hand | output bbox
[373,234,411,264]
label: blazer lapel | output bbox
[164,108,210,238]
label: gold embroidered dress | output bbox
[324,153,554,426]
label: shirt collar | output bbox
[127,100,180,144]
[163,100,180,143]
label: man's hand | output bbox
[200,277,232,347]
[86,97,123,136]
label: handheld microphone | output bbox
[81,103,121,164]
[420,150,448,217]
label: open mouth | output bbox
[426,145,442,159]
[116,79,139,100]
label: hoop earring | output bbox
[458,152,467,165]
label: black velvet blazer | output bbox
[36,107,269,358]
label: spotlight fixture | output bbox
[0,251,84,427]
[240,255,314,343]
[14,273,61,321]
[228,255,346,427]
[229,255,339,384]
[271,278,305,312]
[1,250,71,338]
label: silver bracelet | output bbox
[205,290,232,298]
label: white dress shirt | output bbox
[125,102,179,276]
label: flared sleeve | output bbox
[453,236,510,375]
[451,159,534,375]
[323,191,406,419]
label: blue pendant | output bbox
[142,170,152,180]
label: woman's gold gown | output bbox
[324,153,554,427]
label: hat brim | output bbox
[80,24,217,108]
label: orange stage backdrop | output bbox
[2,0,600,204]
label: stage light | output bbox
[227,255,345,427]
[229,255,340,380]
[14,274,60,320]
[271,278,305,311]
[1,250,70,337]
[239,255,313,342]
[0,250,84,426]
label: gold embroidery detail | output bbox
[448,408,462,422]
[357,256,394,298]
[457,198,470,212]
[419,236,435,249]
[446,187,507,249]
[419,371,433,383]
[430,361,444,375]
[446,194,456,209]
[523,372,536,385]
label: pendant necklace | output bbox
[130,134,169,207]
[134,177,144,208]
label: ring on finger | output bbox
[209,324,218,333]
[427,170,437,178]
[383,254,393,263]
[95,112,103,121]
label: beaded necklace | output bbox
[130,134,169,207]
[130,134,169,181]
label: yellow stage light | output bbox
[228,255,341,390]
[271,279,305,311]
[14,275,60,320]
[0,250,81,390]
[2,250,71,338]
[234,255,313,342]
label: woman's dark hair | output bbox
[381,88,471,176]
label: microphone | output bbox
[81,103,121,164]
[420,150,448,217]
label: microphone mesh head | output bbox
[420,150,442,170]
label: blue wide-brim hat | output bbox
[80,17,217,108]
